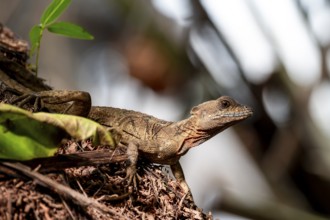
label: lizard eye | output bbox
[220,100,230,109]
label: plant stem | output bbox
[34,28,44,76]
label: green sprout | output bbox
[29,0,94,76]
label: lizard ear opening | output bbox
[190,106,200,115]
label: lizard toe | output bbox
[10,92,42,111]
[124,165,136,186]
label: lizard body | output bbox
[0,31,253,198]
[89,99,252,165]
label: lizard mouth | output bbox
[212,107,253,119]
[221,110,253,117]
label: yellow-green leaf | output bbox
[47,22,94,40]
[34,112,113,146]
[0,104,114,160]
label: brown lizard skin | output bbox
[89,98,253,165]
[0,27,253,199]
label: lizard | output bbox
[0,25,253,199]
[2,86,253,199]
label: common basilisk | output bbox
[0,25,253,199]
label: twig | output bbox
[0,162,127,220]
[0,150,128,179]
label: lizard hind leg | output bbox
[10,90,92,116]
[170,162,194,201]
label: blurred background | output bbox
[1,0,330,219]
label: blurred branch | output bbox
[218,191,328,220]
[261,127,300,182]
[190,1,247,81]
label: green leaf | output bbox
[29,25,42,56]
[40,0,72,26]
[47,22,94,40]
[0,104,114,160]
[0,105,65,160]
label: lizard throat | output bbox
[174,119,215,155]
[177,129,212,155]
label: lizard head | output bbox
[190,96,253,133]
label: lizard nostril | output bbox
[244,106,253,114]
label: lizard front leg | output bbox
[170,162,193,200]
[11,90,91,117]
[125,142,139,187]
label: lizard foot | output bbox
[10,92,42,110]
[124,160,138,190]
[1,84,23,96]
[184,190,194,203]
